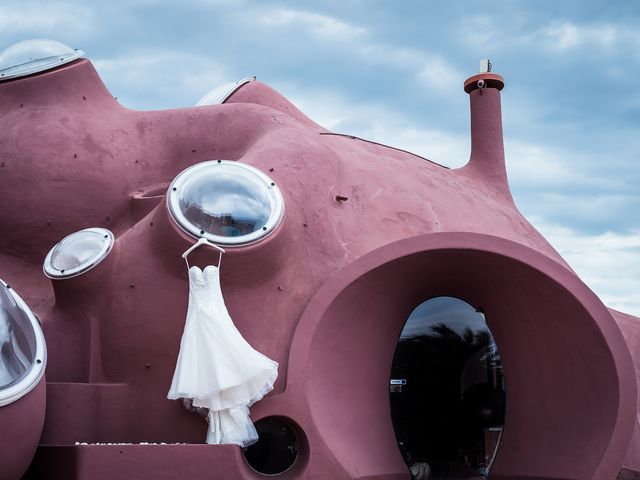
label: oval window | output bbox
[390,297,505,479]
[167,161,284,246]
[43,228,114,279]
[0,280,46,406]
[0,39,84,81]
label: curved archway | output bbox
[287,233,636,480]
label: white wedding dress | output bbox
[168,264,278,447]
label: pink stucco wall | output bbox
[0,58,638,479]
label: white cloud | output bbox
[257,8,366,42]
[537,192,634,220]
[457,15,496,47]
[505,141,576,187]
[93,50,229,109]
[0,2,96,37]
[348,42,463,94]
[192,0,244,5]
[532,219,640,316]
[279,83,469,167]
[456,15,640,60]
[503,136,638,234]
[504,140,624,191]
[254,6,463,96]
[417,57,464,92]
[538,21,637,52]
[543,22,581,49]
[352,42,463,94]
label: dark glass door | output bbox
[390,297,505,479]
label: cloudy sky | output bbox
[2,0,639,314]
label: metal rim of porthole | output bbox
[43,228,115,280]
[0,279,47,407]
[166,160,285,247]
[195,76,256,106]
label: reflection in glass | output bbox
[390,297,505,479]
[44,228,114,279]
[0,284,36,390]
[179,171,271,237]
[0,39,84,81]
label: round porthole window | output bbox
[0,280,46,407]
[167,161,284,246]
[0,39,85,81]
[195,76,255,106]
[244,417,300,475]
[43,228,114,279]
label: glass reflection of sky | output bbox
[50,231,108,271]
[179,171,271,236]
[401,296,488,339]
[0,285,35,389]
[199,191,266,220]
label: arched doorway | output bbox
[390,297,505,479]
[286,233,635,479]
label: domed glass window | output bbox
[167,161,284,246]
[43,228,114,279]
[0,280,46,407]
[195,76,255,106]
[0,39,84,81]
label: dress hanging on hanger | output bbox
[167,238,278,447]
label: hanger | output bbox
[182,237,226,269]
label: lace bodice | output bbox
[188,265,220,291]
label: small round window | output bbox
[0,280,46,407]
[43,228,114,279]
[243,417,300,475]
[167,161,284,246]
[0,39,84,81]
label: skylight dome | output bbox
[43,228,114,279]
[195,76,255,106]
[167,160,284,246]
[0,279,46,407]
[0,39,85,81]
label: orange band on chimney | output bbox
[464,73,505,93]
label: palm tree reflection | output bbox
[391,301,505,480]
